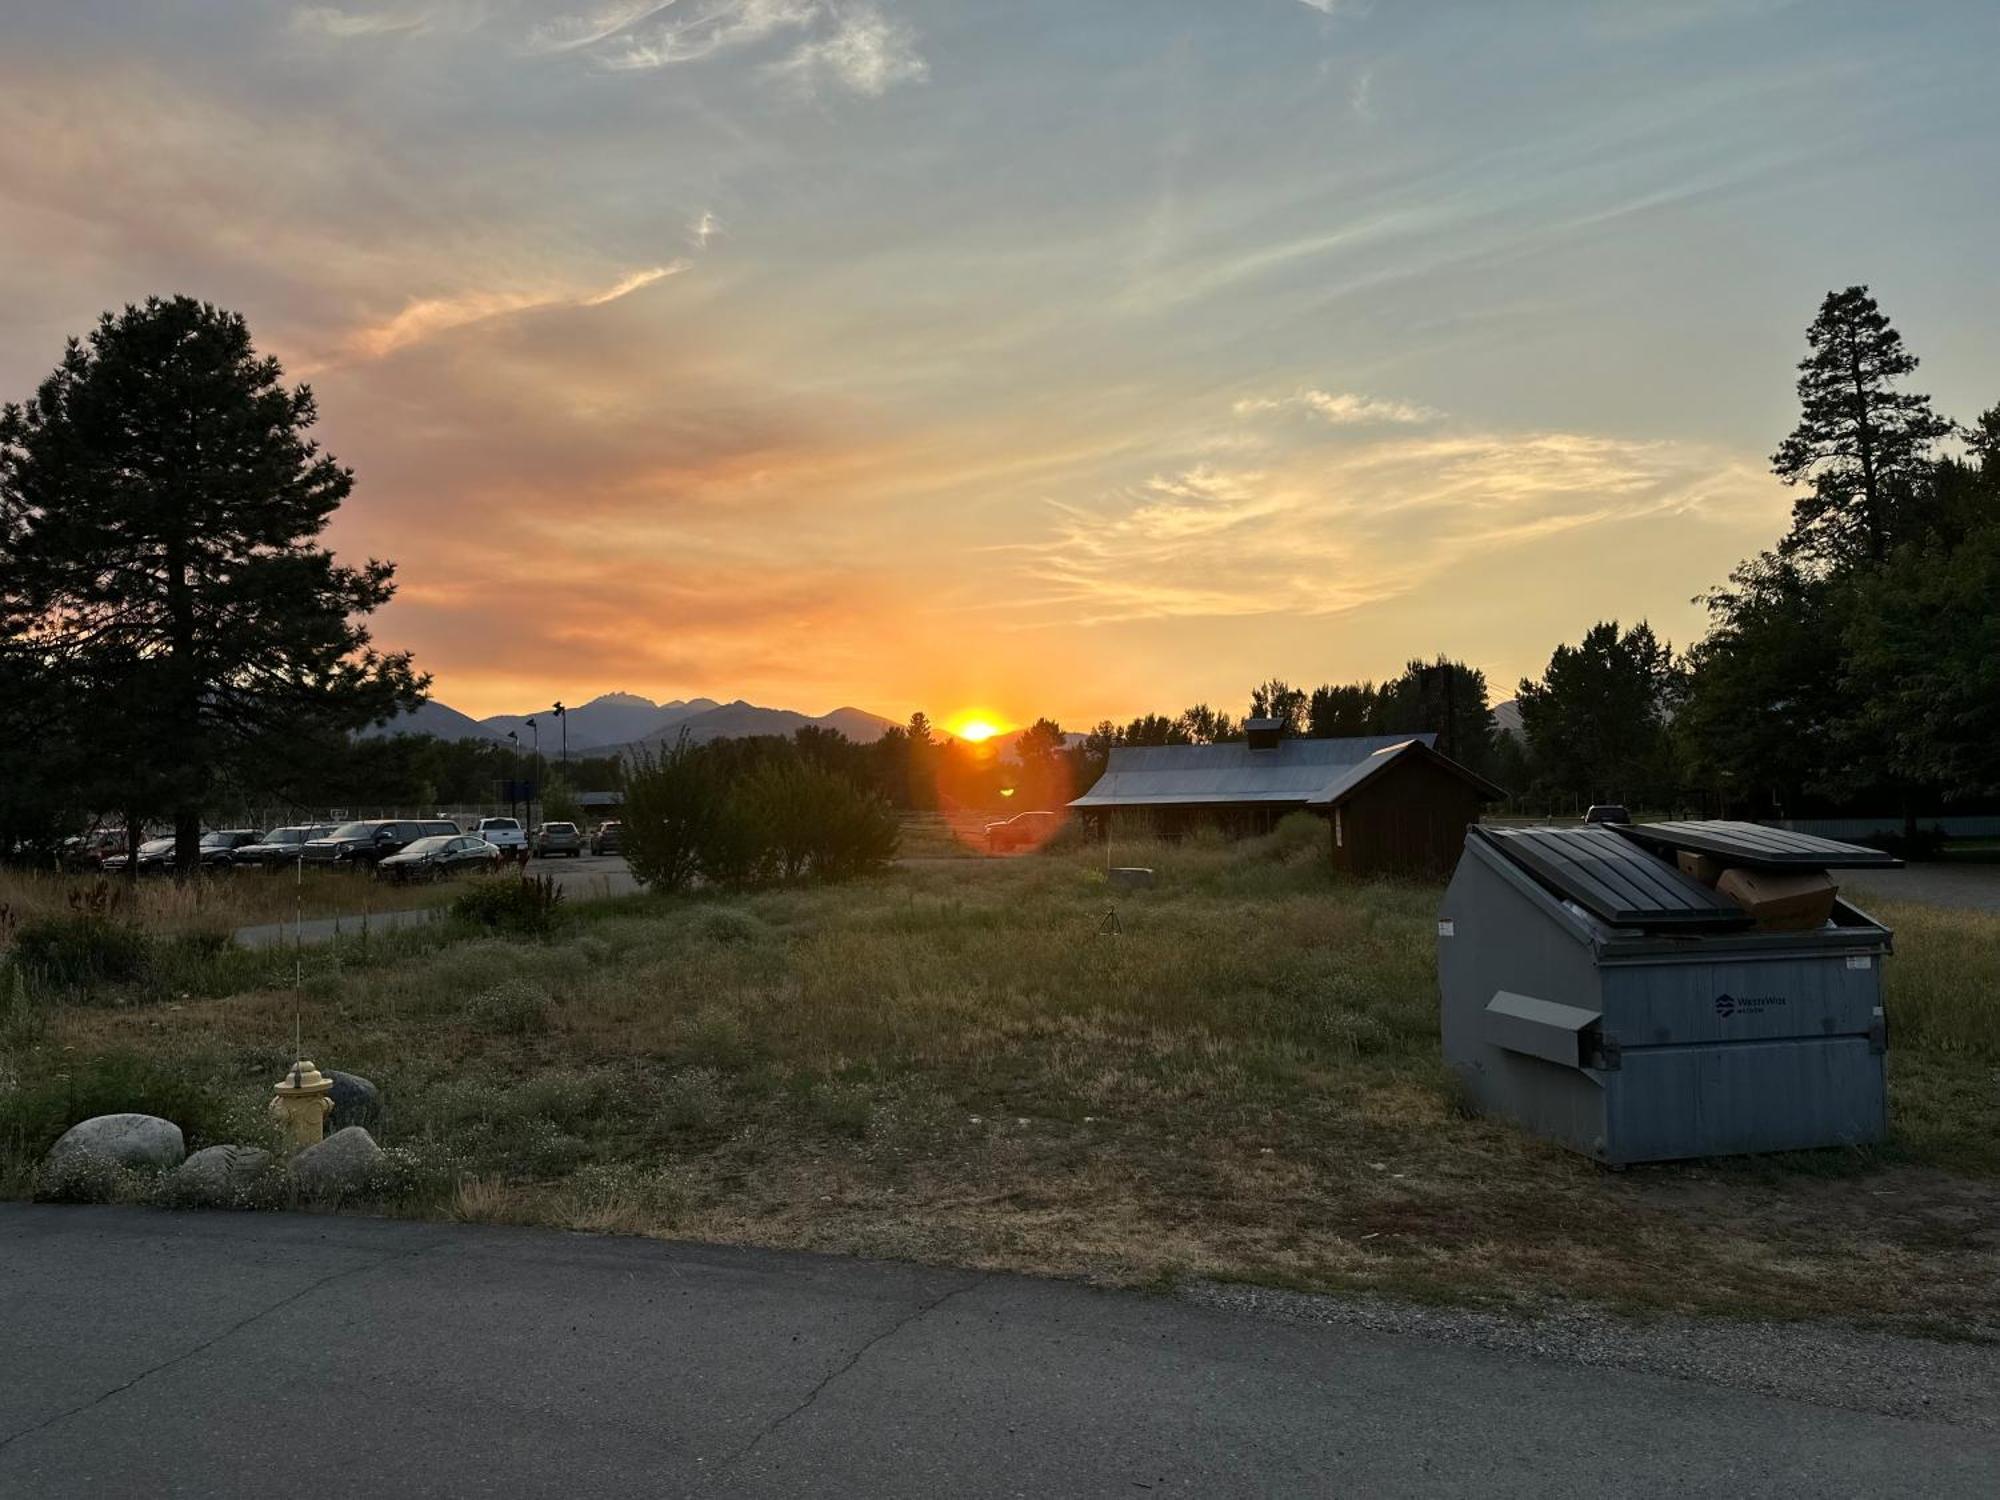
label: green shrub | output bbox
[621,736,724,893]
[11,914,152,992]
[465,979,554,1037]
[660,1067,726,1130]
[0,1050,240,1162]
[453,875,564,936]
[623,737,899,892]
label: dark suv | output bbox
[198,829,264,869]
[236,824,339,870]
[301,818,461,870]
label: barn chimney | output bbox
[1244,716,1285,751]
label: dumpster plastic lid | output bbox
[1614,820,1901,870]
[1473,826,1755,932]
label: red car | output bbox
[985,810,1062,853]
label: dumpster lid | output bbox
[1614,820,1901,870]
[1474,826,1754,932]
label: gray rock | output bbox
[47,1113,185,1174]
[291,1126,384,1198]
[1108,866,1156,891]
[328,1071,382,1133]
[167,1145,276,1207]
[41,1113,186,1201]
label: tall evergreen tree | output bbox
[1516,622,1678,807]
[0,297,422,872]
[1771,286,1952,567]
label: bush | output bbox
[0,1049,240,1162]
[737,760,899,885]
[453,874,564,935]
[660,1067,726,1130]
[621,736,722,893]
[11,914,152,992]
[623,738,900,891]
[466,979,554,1037]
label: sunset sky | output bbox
[3,2,1996,728]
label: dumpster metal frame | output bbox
[1439,826,1893,1165]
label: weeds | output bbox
[453,874,565,936]
[4,826,1998,1328]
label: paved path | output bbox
[233,855,642,949]
[2,1207,1994,1497]
[1847,862,2000,914]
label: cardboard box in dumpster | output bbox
[1676,850,1725,887]
[1715,866,1838,931]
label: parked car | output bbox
[198,829,264,869]
[475,816,530,862]
[1583,804,1633,826]
[102,836,175,875]
[534,821,582,858]
[62,827,130,870]
[589,820,623,855]
[375,834,501,884]
[235,824,339,870]
[302,818,461,870]
[986,810,1062,853]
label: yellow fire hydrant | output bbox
[270,1059,335,1151]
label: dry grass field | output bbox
[0,863,460,940]
[4,817,1997,1331]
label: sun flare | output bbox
[950,715,1003,743]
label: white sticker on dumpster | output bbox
[1437,920,1455,938]
[1847,955,1872,970]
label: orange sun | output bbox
[948,714,1003,743]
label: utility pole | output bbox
[526,716,540,830]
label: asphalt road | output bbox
[1846,861,2000,914]
[233,854,641,949]
[2,1207,1995,1498]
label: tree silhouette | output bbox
[0,297,423,872]
[1772,286,1952,567]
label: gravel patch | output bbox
[1183,1281,2000,1431]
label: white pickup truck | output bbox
[474,816,530,861]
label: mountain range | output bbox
[363,693,899,754]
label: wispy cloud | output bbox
[530,0,924,96]
[292,3,468,37]
[521,1,683,55]
[767,3,927,97]
[690,209,721,247]
[1013,431,1769,625]
[346,263,683,359]
[1235,388,1439,426]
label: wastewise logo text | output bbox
[1714,992,1787,1019]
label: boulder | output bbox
[291,1126,384,1198]
[327,1071,382,1133]
[42,1113,186,1201]
[1107,866,1156,892]
[166,1145,276,1207]
[47,1113,185,1174]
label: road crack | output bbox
[720,1273,988,1473]
[0,1234,450,1454]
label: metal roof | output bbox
[1615,820,1900,870]
[1304,739,1505,809]
[1473,825,1754,931]
[1069,733,1435,809]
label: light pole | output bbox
[506,731,521,822]
[526,716,540,829]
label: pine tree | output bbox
[1771,286,1952,567]
[0,297,423,873]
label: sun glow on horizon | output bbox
[949,714,1004,743]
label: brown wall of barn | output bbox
[1325,756,1486,878]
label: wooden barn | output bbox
[1307,738,1503,878]
[1068,722,1501,876]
